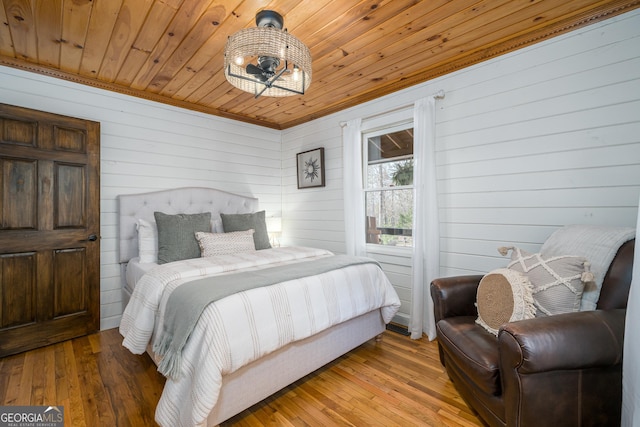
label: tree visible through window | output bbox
[364,125,413,247]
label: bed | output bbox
[117,187,401,426]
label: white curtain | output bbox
[622,195,640,426]
[410,96,440,340]
[342,118,366,257]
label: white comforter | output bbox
[119,246,400,427]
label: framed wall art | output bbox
[296,147,325,189]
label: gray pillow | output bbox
[220,210,271,250]
[154,211,212,264]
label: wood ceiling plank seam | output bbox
[277,1,640,128]
[162,51,221,98]
[308,0,452,62]
[285,0,382,48]
[179,53,240,102]
[274,0,583,118]
[207,89,256,116]
[150,0,245,97]
[0,0,16,58]
[299,0,423,60]
[34,0,62,68]
[146,2,229,94]
[309,0,632,102]
[160,0,184,9]
[0,2,13,57]
[3,0,38,62]
[293,0,509,108]
[129,0,214,90]
[59,0,94,74]
[97,0,155,83]
[157,0,265,98]
[114,0,179,86]
[78,0,124,78]
[172,0,302,103]
[225,90,305,120]
[275,0,335,31]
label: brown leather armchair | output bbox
[430,239,634,427]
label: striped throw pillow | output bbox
[500,246,590,317]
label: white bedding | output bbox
[119,246,400,427]
[124,257,157,294]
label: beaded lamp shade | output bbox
[224,11,312,98]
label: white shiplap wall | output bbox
[0,67,282,330]
[282,9,640,325]
[0,9,638,331]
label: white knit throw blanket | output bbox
[540,224,635,310]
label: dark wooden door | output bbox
[0,103,100,357]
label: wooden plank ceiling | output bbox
[0,0,638,129]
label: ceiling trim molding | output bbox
[0,57,282,130]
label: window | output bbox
[364,124,413,247]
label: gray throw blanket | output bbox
[153,255,379,379]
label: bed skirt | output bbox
[145,309,386,425]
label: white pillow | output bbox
[136,218,158,263]
[211,218,223,233]
[136,217,224,264]
[195,230,256,257]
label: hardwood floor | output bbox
[0,328,483,426]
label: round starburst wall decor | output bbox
[296,147,325,189]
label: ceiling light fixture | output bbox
[224,10,312,98]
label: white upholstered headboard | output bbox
[118,187,259,263]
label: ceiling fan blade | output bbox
[246,63,269,81]
[246,63,263,75]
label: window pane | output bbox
[365,189,413,247]
[367,159,413,189]
[367,129,413,161]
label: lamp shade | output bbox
[266,216,282,234]
[224,16,311,97]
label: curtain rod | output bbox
[340,90,445,127]
[433,89,445,99]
